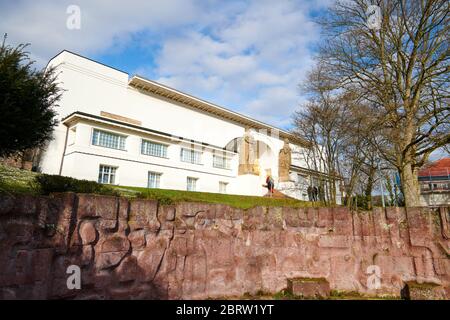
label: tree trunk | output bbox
[364,166,376,210]
[400,162,421,207]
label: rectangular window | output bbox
[68,127,77,146]
[148,171,161,189]
[219,182,228,194]
[92,129,126,150]
[141,140,168,158]
[187,177,197,191]
[213,155,231,169]
[98,165,117,184]
[181,148,202,164]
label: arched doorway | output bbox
[223,132,279,196]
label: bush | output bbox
[344,194,372,210]
[0,37,61,158]
[33,174,119,196]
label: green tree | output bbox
[0,35,61,158]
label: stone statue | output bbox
[238,128,260,175]
[278,138,292,182]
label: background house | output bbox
[419,158,450,207]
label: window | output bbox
[141,140,168,158]
[68,127,77,146]
[187,177,197,191]
[148,172,161,188]
[213,155,231,169]
[181,148,202,164]
[98,165,117,184]
[92,129,126,150]
[219,182,228,194]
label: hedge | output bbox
[34,174,119,196]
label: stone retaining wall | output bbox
[0,193,449,299]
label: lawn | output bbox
[0,164,316,209]
[0,164,39,194]
[113,185,317,210]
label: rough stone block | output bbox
[129,199,159,232]
[316,208,333,228]
[405,282,448,300]
[95,196,118,220]
[287,277,330,298]
[0,194,15,215]
[284,207,300,227]
[318,235,351,248]
[128,230,146,250]
[77,194,100,218]
[333,220,353,235]
[333,207,350,221]
[79,221,98,245]
[114,255,138,282]
[407,208,433,247]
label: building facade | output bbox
[419,158,450,207]
[39,51,341,202]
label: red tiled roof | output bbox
[419,158,450,177]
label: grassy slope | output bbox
[114,185,317,210]
[0,164,39,194]
[0,164,316,209]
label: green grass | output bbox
[113,185,316,210]
[0,164,39,194]
[0,164,316,210]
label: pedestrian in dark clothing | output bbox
[266,175,274,196]
[318,186,325,202]
[313,186,318,201]
[307,186,313,201]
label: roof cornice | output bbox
[129,76,311,148]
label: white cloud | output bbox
[0,0,199,63]
[153,0,324,128]
[0,0,330,129]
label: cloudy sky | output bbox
[1,0,332,130]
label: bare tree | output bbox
[316,0,449,207]
[293,67,358,205]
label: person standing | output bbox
[307,185,313,201]
[266,175,274,196]
[313,186,318,201]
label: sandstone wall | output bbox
[0,193,449,299]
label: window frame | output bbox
[91,128,127,151]
[219,181,228,194]
[98,164,118,185]
[180,148,202,165]
[68,126,77,146]
[186,177,198,191]
[213,154,231,169]
[141,138,169,158]
[147,171,162,189]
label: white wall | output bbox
[420,193,450,207]
[39,50,319,198]
[61,120,240,193]
[42,51,245,169]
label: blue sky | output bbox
[1,0,332,130]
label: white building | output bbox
[39,50,341,202]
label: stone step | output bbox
[263,189,295,199]
[287,277,331,299]
[403,281,448,300]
